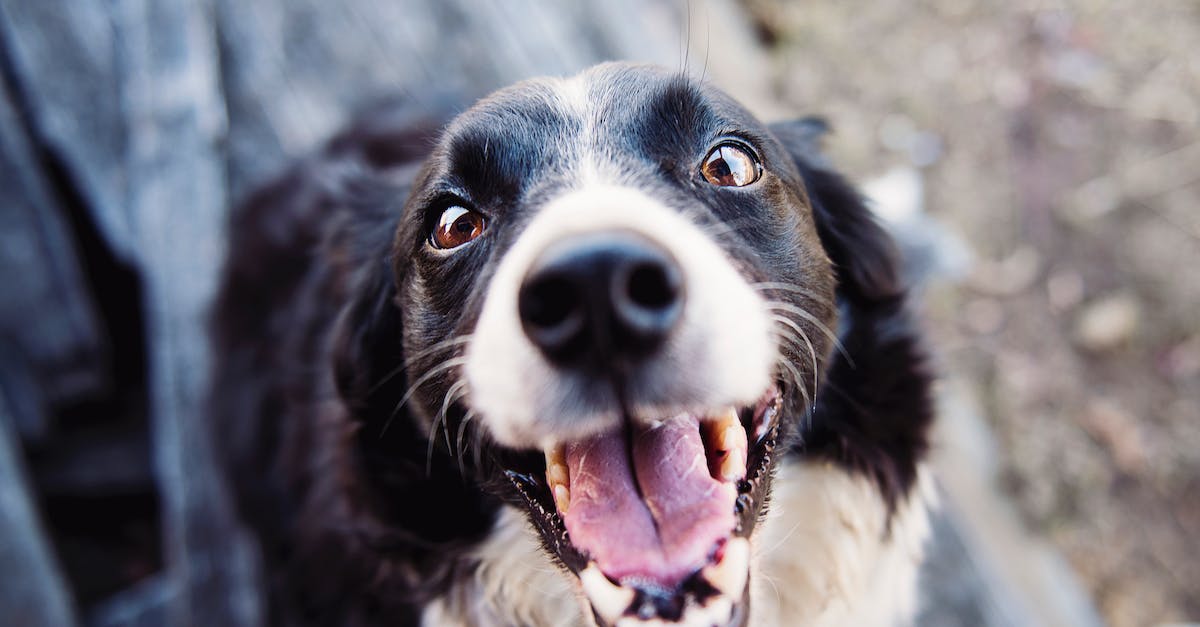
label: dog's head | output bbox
[336,63,900,626]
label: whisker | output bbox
[700,2,711,83]
[456,410,476,477]
[683,0,692,73]
[367,334,473,396]
[425,408,444,477]
[405,334,474,369]
[473,422,485,470]
[769,325,815,412]
[760,569,783,608]
[765,301,854,368]
[764,519,805,555]
[438,379,469,452]
[776,356,813,420]
[380,356,469,438]
[771,314,821,400]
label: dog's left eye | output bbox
[431,205,487,249]
[701,143,761,187]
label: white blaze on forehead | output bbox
[551,71,616,188]
[465,184,774,449]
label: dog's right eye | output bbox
[700,142,761,187]
[431,205,487,249]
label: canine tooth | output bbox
[545,445,566,469]
[721,425,742,452]
[717,407,739,431]
[547,462,568,487]
[719,446,745,482]
[545,447,568,482]
[703,537,750,598]
[580,564,634,623]
[553,484,571,513]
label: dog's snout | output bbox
[517,232,684,367]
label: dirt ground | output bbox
[742,1,1200,625]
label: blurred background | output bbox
[0,1,1195,626]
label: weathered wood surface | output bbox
[0,389,78,627]
[0,0,1096,625]
[0,41,106,446]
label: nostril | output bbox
[626,261,679,311]
[612,253,684,346]
[521,275,576,329]
[518,274,586,357]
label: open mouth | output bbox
[505,387,783,626]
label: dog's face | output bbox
[390,64,838,626]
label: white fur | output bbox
[422,461,933,626]
[750,462,934,627]
[421,507,589,627]
[465,184,774,449]
[552,74,602,185]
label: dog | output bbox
[211,62,935,626]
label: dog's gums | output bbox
[509,389,781,624]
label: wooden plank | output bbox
[210,0,762,200]
[112,1,264,625]
[0,48,106,444]
[0,0,133,261]
[0,390,78,627]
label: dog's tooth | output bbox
[719,445,745,482]
[545,444,565,469]
[706,407,739,448]
[547,462,568,487]
[715,407,738,434]
[714,423,729,451]
[553,484,571,514]
[722,424,742,453]
[580,564,634,623]
[703,537,750,598]
[696,597,734,626]
[544,445,571,513]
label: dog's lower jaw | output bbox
[421,460,933,627]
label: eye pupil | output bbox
[710,158,733,181]
[701,143,761,187]
[432,205,486,249]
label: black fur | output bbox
[210,66,932,625]
[770,119,933,512]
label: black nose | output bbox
[518,232,685,368]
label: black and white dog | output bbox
[211,63,934,626]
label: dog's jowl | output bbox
[211,63,934,627]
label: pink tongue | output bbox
[562,415,737,588]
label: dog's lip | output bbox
[503,388,782,626]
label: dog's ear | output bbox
[331,255,403,415]
[769,118,903,304]
[325,114,444,414]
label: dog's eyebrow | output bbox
[624,78,750,160]
[436,98,581,202]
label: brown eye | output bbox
[431,205,486,249]
[700,143,762,187]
